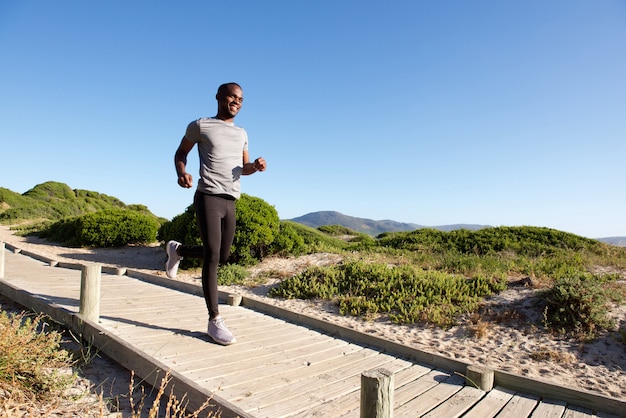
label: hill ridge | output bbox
[288,211,626,246]
[288,210,488,236]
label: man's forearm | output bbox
[242,162,258,175]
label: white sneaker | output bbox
[208,317,236,345]
[165,240,182,278]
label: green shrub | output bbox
[43,209,160,247]
[317,225,358,236]
[541,273,619,339]
[39,218,81,246]
[231,194,280,265]
[270,222,307,257]
[157,204,200,246]
[218,263,249,285]
[378,226,604,258]
[269,260,507,327]
[0,181,147,227]
[158,194,282,268]
[157,204,203,269]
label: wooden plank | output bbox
[495,392,540,417]
[530,398,568,418]
[242,296,472,374]
[494,369,626,416]
[421,385,486,418]
[394,373,465,417]
[174,337,357,380]
[211,346,384,400]
[160,330,350,366]
[98,313,207,333]
[247,357,410,417]
[463,386,516,418]
[133,324,323,360]
[290,359,417,418]
[393,361,433,388]
[226,349,392,408]
[394,369,454,407]
[561,404,597,418]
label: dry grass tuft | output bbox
[466,313,491,339]
[0,309,220,417]
[128,370,218,418]
[529,347,575,363]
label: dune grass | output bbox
[0,309,220,417]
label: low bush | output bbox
[269,260,507,327]
[218,263,250,285]
[75,209,160,247]
[42,209,160,247]
[231,194,280,265]
[0,312,75,401]
[269,221,307,257]
[317,224,358,236]
[541,273,621,339]
[158,196,327,269]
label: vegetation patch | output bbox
[0,181,135,225]
[0,308,220,417]
[263,226,625,334]
[1,181,165,247]
[540,273,622,339]
[0,312,75,404]
[269,260,507,327]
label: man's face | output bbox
[217,85,244,119]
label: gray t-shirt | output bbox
[185,117,249,199]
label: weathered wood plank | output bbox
[462,386,516,418]
[495,392,540,417]
[494,369,625,416]
[160,330,351,367]
[530,398,567,418]
[246,357,410,417]
[393,373,466,417]
[214,346,385,402]
[393,361,433,388]
[421,385,486,418]
[394,369,454,407]
[290,359,417,418]
[561,404,597,418]
[173,338,359,382]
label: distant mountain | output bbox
[288,211,488,236]
[597,237,626,247]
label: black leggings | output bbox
[178,192,236,319]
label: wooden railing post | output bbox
[466,365,494,391]
[361,368,394,418]
[227,293,242,306]
[79,263,102,322]
[0,242,5,279]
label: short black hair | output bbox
[217,82,242,96]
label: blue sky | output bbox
[1,1,625,239]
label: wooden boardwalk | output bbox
[0,244,624,418]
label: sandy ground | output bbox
[1,225,625,411]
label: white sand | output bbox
[1,225,624,401]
